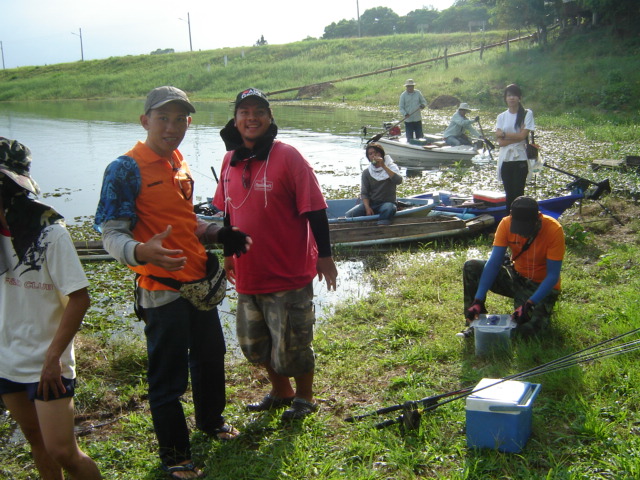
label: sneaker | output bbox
[281,397,318,421]
[246,393,294,412]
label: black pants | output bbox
[501,160,529,214]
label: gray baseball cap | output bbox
[144,86,195,114]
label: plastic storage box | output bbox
[472,190,506,206]
[466,378,542,453]
[470,314,517,356]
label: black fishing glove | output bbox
[512,300,535,325]
[465,299,487,323]
[217,226,249,258]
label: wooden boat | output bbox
[329,213,495,247]
[412,191,584,225]
[376,137,478,170]
[326,197,433,224]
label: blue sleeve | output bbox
[475,246,507,300]
[530,259,562,304]
[94,155,141,232]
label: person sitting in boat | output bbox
[462,196,565,338]
[443,103,481,147]
[346,143,402,226]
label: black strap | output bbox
[510,222,540,264]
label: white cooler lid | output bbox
[466,378,532,412]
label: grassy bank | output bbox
[1,27,639,124]
[2,198,640,479]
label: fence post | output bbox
[506,33,510,52]
[444,47,448,69]
[480,41,484,60]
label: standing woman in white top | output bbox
[495,84,535,213]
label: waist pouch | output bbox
[148,252,227,311]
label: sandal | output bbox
[211,423,240,441]
[162,462,204,479]
[281,397,318,421]
[246,393,295,412]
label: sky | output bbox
[0,0,455,69]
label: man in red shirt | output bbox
[214,88,337,421]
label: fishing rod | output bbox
[347,326,640,429]
[544,162,623,226]
[475,117,495,162]
[367,106,423,144]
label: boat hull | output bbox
[413,192,584,225]
[377,137,478,169]
[329,213,494,247]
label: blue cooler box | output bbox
[466,378,541,453]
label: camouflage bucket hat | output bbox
[0,137,40,195]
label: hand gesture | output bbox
[135,225,187,271]
[218,226,252,257]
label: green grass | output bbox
[1,27,639,124]
[4,198,640,479]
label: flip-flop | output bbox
[162,462,204,479]
[212,423,240,441]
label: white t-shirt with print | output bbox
[0,223,89,383]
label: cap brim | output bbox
[149,99,196,114]
[0,167,40,195]
[510,219,536,237]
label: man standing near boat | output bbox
[444,103,481,147]
[463,196,565,337]
[214,87,337,421]
[95,86,249,479]
[399,79,428,140]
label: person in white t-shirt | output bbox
[0,138,102,479]
[495,84,535,213]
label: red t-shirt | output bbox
[494,214,565,289]
[213,141,327,294]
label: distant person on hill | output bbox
[463,196,565,338]
[444,103,481,146]
[0,138,102,480]
[95,86,250,479]
[214,87,337,422]
[495,84,535,213]
[399,79,428,140]
[345,143,402,225]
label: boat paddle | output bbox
[367,106,423,144]
[475,117,495,161]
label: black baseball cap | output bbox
[510,196,540,237]
[234,88,270,112]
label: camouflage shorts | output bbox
[236,283,315,377]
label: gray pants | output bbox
[463,259,560,337]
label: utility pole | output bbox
[179,13,193,51]
[356,0,361,37]
[71,28,84,61]
[1,41,5,70]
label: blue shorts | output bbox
[0,377,76,401]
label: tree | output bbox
[432,4,491,33]
[323,19,358,39]
[359,7,400,36]
[254,35,268,46]
[578,0,640,34]
[396,8,441,34]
